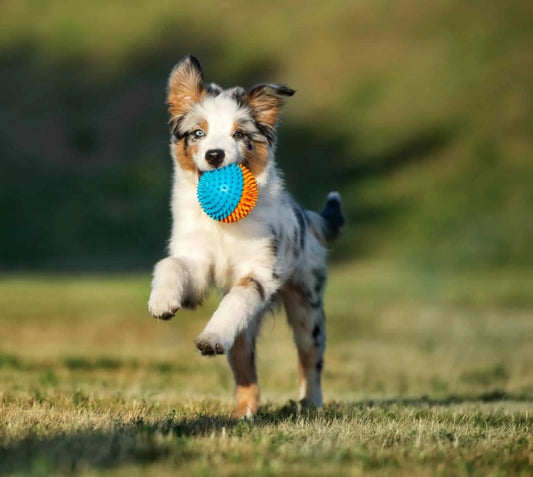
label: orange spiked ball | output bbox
[197,163,258,223]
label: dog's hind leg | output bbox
[227,318,261,418]
[282,278,326,408]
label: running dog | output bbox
[148,55,344,417]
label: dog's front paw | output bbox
[194,332,226,356]
[148,288,181,320]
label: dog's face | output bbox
[166,56,294,179]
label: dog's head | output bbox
[166,55,294,181]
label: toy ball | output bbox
[197,163,258,223]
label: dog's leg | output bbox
[282,279,326,408]
[227,319,261,418]
[148,256,209,319]
[195,275,271,355]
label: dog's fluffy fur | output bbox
[148,55,344,417]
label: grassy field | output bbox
[1,267,532,476]
[1,0,533,475]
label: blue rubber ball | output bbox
[197,164,244,221]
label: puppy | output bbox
[148,55,344,417]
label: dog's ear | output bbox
[243,84,295,131]
[167,55,206,117]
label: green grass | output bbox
[2,397,532,476]
[1,269,532,475]
[1,1,533,474]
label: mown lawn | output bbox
[2,0,532,474]
[1,266,532,476]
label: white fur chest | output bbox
[168,174,276,292]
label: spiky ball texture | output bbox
[197,164,258,223]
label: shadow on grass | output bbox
[346,390,533,409]
[1,390,531,474]
[256,390,533,422]
[0,413,239,474]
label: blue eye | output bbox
[193,129,205,138]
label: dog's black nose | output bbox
[205,149,225,167]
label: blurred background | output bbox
[2,0,531,272]
[1,0,533,404]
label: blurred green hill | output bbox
[1,0,532,270]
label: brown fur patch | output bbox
[173,121,206,173]
[167,59,206,118]
[298,348,316,373]
[283,281,310,316]
[236,276,265,301]
[198,119,208,134]
[173,140,197,173]
[234,384,260,418]
[231,122,243,135]
[244,88,284,129]
[229,334,256,385]
[231,121,269,177]
[228,333,259,418]
[243,141,269,177]
[297,347,321,397]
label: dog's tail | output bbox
[320,191,345,241]
[306,191,345,244]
